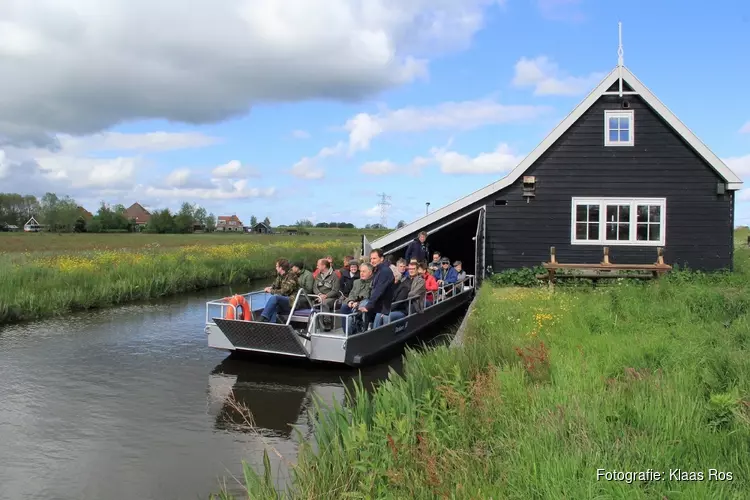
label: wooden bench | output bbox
[538,246,672,289]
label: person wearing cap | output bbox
[434,257,458,285]
[291,261,313,294]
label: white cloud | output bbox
[57,131,221,153]
[536,0,585,22]
[740,122,750,134]
[291,129,311,139]
[512,56,605,96]
[360,160,398,175]
[289,141,345,179]
[724,154,750,177]
[363,205,382,218]
[211,159,260,178]
[430,142,524,174]
[143,180,276,201]
[344,99,550,152]
[0,1,504,147]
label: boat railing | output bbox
[428,274,475,308]
[205,289,272,325]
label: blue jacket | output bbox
[433,266,458,284]
[368,262,395,314]
[404,238,429,263]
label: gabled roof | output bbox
[24,216,40,226]
[371,65,743,250]
[218,215,242,222]
[124,202,151,223]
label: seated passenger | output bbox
[434,257,458,284]
[259,259,299,323]
[313,258,340,331]
[453,260,466,291]
[419,261,439,306]
[338,256,355,276]
[396,258,408,281]
[339,263,373,333]
[383,269,412,326]
[339,260,360,297]
[292,261,314,294]
[313,255,343,280]
[408,262,427,314]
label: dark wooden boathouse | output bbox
[365,64,743,283]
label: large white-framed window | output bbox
[571,197,666,246]
[604,110,634,146]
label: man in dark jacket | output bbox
[359,248,394,328]
[404,231,429,263]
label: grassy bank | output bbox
[223,249,750,499]
[0,239,358,324]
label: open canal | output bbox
[0,282,467,500]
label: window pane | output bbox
[618,223,629,240]
[637,205,648,222]
[649,205,661,222]
[588,223,599,240]
[619,129,629,142]
[636,223,648,240]
[619,116,629,129]
[576,223,587,239]
[649,224,661,241]
[609,129,619,142]
[606,205,618,222]
[606,223,617,240]
[589,204,599,222]
[619,205,630,222]
[609,117,618,130]
[576,204,587,222]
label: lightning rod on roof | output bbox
[617,21,624,97]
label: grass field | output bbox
[0,227,389,254]
[0,230,376,324]
[220,242,750,499]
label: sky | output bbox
[0,0,749,228]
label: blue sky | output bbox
[1,0,749,227]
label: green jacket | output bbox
[347,277,373,302]
[297,269,314,294]
[313,268,340,299]
[270,271,299,297]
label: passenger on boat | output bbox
[383,267,412,326]
[339,262,373,333]
[339,260,360,297]
[259,259,299,323]
[359,249,395,328]
[292,261,314,294]
[419,261,439,306]
[338,256,355,276]
[404,231,430,263]
[396,258,408,281]
[313,256,342,279]
[388,261,427,322]
[454,260,466,291]
[386,255,399,282]
[313,258,341,331]
[434,257,458,284]
[408,262,427,314]
[429,251,442,272]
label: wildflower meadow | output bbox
[218,243,750,499]
[0,236,358,324]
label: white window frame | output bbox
[604,109,634,146]
[570,197,666,246]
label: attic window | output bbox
[604,110,634,146]
[494,199,507,206]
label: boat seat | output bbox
[293,308,313,317]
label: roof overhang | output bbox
[371,65,743,250]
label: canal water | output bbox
[0,282,466,500]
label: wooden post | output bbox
[747,236,750,248]
[550,246,556,264]
[548,268,555,291]
[601,246,610,265]
[656,247,664,266]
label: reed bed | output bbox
[0,239,356,324]
[220,247,750,499]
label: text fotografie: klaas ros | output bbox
[597,469,733,483]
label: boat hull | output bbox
[206,287,475,367]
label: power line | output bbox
[376,192,391,228]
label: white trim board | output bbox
[371,65,742,251]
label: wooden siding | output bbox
[483,94,734,272]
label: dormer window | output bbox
[604,110,634,146]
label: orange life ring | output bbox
[224,294,251,321]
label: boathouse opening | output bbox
[385,208,484,277]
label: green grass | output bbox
[0,238,359,325]
[219,246,750,499]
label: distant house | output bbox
[193,221,206,232]
[23,217,43,232]
[253,222,271,234]
[124,203,151,229]
[217,215,244,232]
[78,206,93,219]
[0,223,19,232]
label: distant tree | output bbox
[396,220,406,229]
[263,216,271,227]
[295,219,313,227]
[205,213,216,232]
[174,202,196,233]
[316,222,329,228]
[250,215,258,226]
[193,206,208,227]
[145,209,176,233]
[0,193,40,227]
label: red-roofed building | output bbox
[124,203,151,228]
[217,214,244,232]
